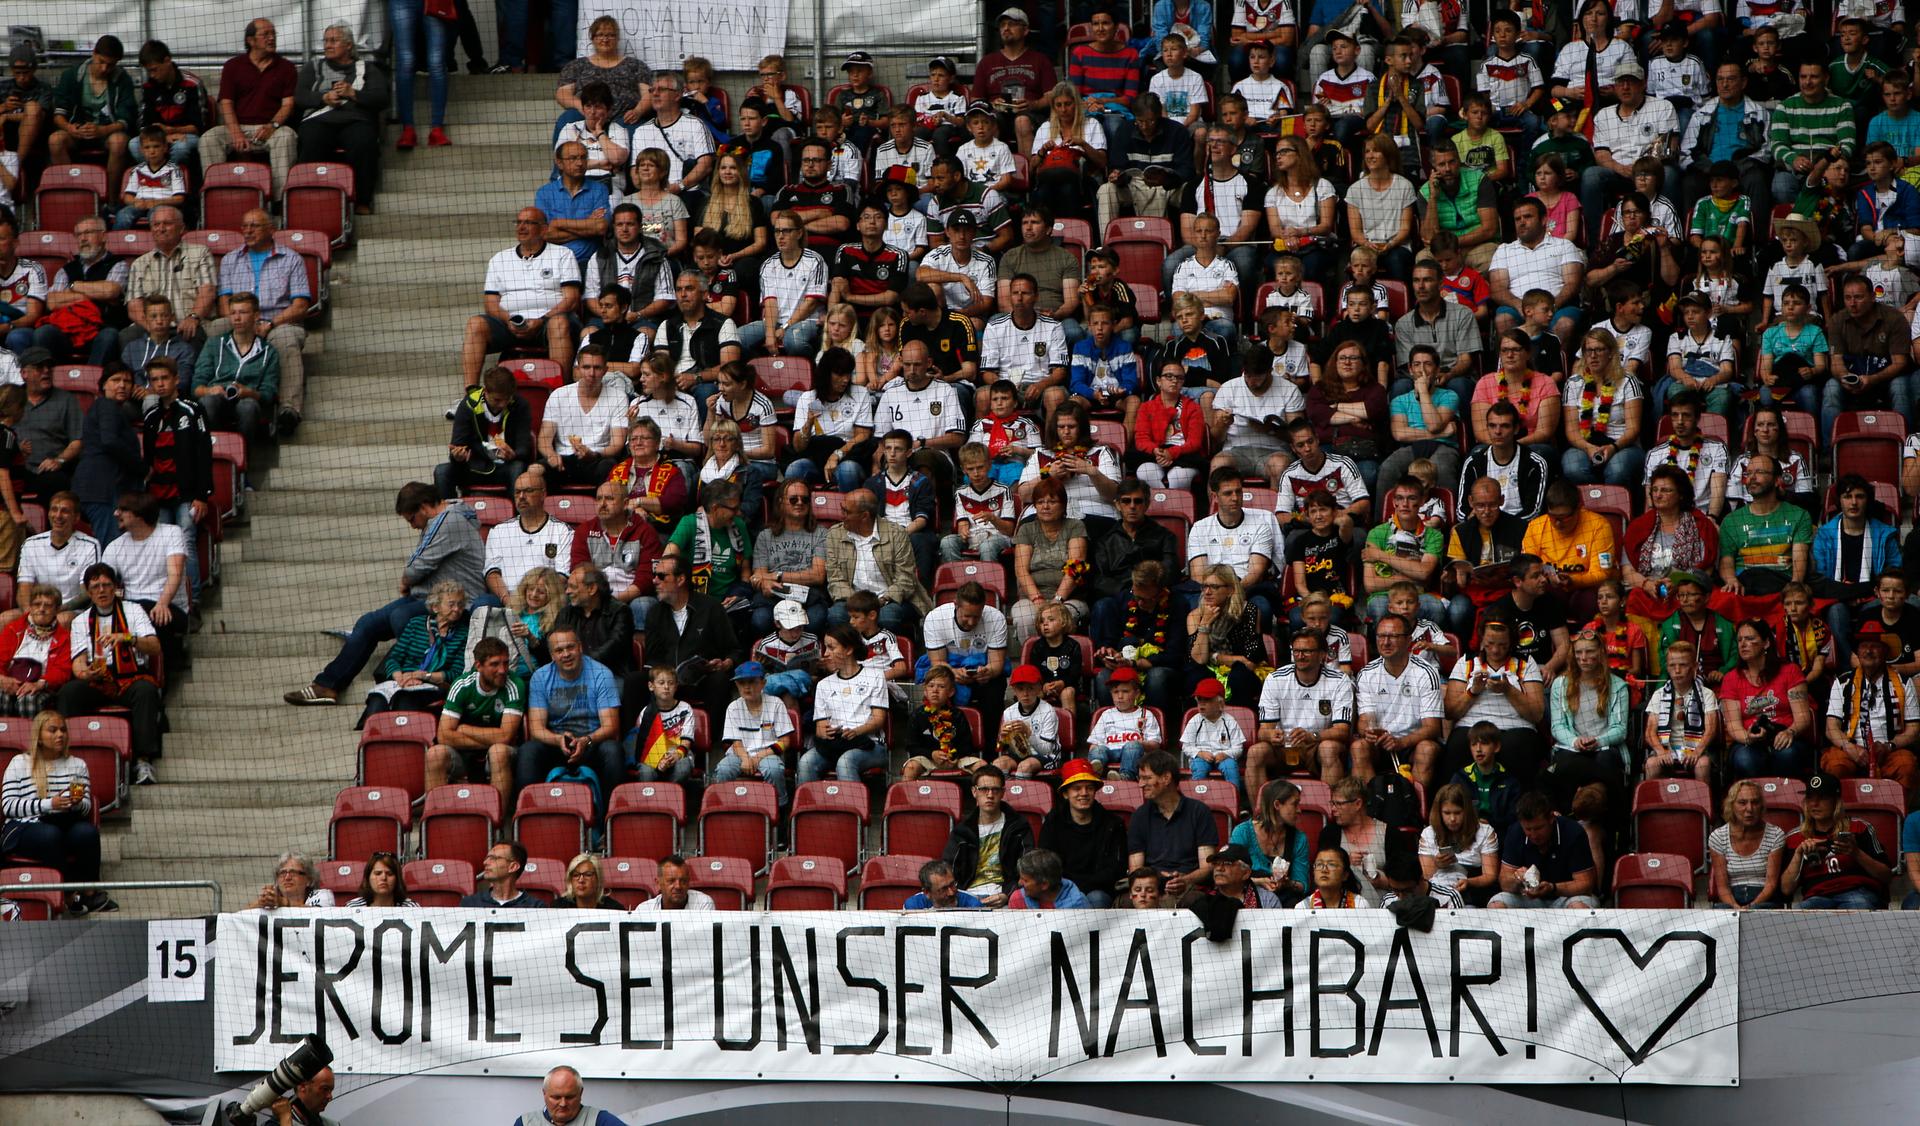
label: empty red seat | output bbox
[601,857,657,907]
[1614,852,1693,908]
[1095,779,1144,828]
[514,783,594,860]
[1003,777,1053,839]
[318,860,365,901]
[767,854,848,910]
[52,364,99,413]
[1751,777,1804,834]
[1295,779,1333,844]
[749,356,812,414]
[607,781,685,860]
[66,716,129,814]
[357,711,435,805]
[420,784,502,868]
[273,229,330,312]
[791,780,869,875]
[1180,779,1239,842]
[1632,779,1711,873]
[210,431,248,521]
[698,780,779,875]
[201,162,270,230]
[515,856,567,903]
[1104,215,1174,249]
[810,490,847,525]
[329,786,413,863]
[932,561,1010,606]
[18,230,76,278]
[883,780,961,857]
[1,867,66,919]
[284,162,355,246]
[687,855,755,909]
[403,859,474,907]
[102,228,153,258]
[858,854,930,909]
[36,165,108,232]
[1842,778,1904,853]
[543,494,596,524]
[183,228,244,255]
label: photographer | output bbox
[267,1066,336,1126]
[1782,772,1892,910]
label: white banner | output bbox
[213,909,1739,1085]
[577,0,790,73]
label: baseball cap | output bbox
[1060,758,1103,786]
[1325,29,1356,47]
[731,661,766,680]
[773,600,808,629]
[1108,666,1140,685]
[1805,772,1842,801]
[944,208,979,230]
[1666,569,1709,591]
[929,55,956,74]
[1009,664,1042,686]
[15,347,51,368]
[998,7,1031,25]
[1546,96,1579,117]
[1855,620,1891,647]
[842,50,874,70]
[1613,59,1646,82]
[1210,844,1252,865]
[966,98,995,118]
[1193,678,1224,699]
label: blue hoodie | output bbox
[1812,513,1902,586]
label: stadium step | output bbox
[115,807,333,860]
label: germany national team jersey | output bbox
[903,311,979,376]
[832,242,907,300]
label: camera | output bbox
[206,1035,332,1125]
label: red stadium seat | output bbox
[607,782,685,860]
[66,716,129,814]
[750,356,813,416]
[1148,488,1197,524]
[1104,215,1174,249]
[698,780,779,875]
[466,496,517,529]
[317,860,365,901]
[357,711,435,805]
[933,561,1009,606]
[1180,778,1241,842]
[1096,778,1144,828]
[201,162,270,230]
[273,229,330,313]
[183,228,244,256]
[811,490,848,526]
[329,786,413,863]
[1003,777,1053,839]
[1054,705,1078,758]
[688,855,755,909]
[53,365,99,413]
[0,716,37,756]
[284,162,356,246]
[1052,216,1093,254]
[883,780,961,857]
[1089,419,1125,450]
[601,856,658,908]
[1842,778,1904,854]
[1831,413,1903,487]
[767,854,849,910]
[102,228,153,258]
[513,783,594,860]
[210,431,248,521]
[1130,282,1160,323]
[18,230,75,278]
[1107,236,1166,294]
[1295,779,1333,845]
[515,856,567,903]
[1631,779,1711,873]
[858,854,930,909]
[0,867,66,919]
[543,494,596,524]
[791,780,869,875]
[1378,279,1410,320]
[36,165,108,232]
[1752,777,1805,834]
[420,784,502,868]
[1614,853,1693,908]
[402,859,474,907]
[1580,484,1634,540]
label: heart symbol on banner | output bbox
[1562,930,1718,1067]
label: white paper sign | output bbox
[147,918,208,1002]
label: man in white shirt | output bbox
[1641,392,1730,516]
[629,75,715,197]
[1187,465,1281,619]
[635,855,717,910]
[1488,196,1587,348]
[1246,629,1355,796]
[923,583,1009,716]
[62,562,166,782]
[917,210,998,326]
[461,207,583,387]
[14,491,100,618]
[743,210,827,357]
[979,273,1069,417]
[1275,420,1370,526]
[876,341,966,455]
[1207,347,1305,482]
[1580,60,1679,249]
[102,492,190,676]
[1353,613,1448,789]
[485,471,575,605]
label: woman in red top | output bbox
[1129,361,1206,492]
[1304,339,1390,485]
[1718,618,1816,781]
[1621,464,1720,621]
[0,584,72,717]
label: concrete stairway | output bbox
[98,75,558,915]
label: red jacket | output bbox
[0,616,73,692]
[1132,396,1206,460]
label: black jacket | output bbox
[1038,802,1128,897]
[1456,445,1550,522]
[1089,518,1181,603]
[140,395,213,505]
[642,591,739,674]
[448,387,534,467]
[558,597,634,678]
[73,398,144,505]
[943,809,1033,891]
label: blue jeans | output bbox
[316,595,426,691]
[1084,888,1115,908]
[125,134,198,166]
[1365,591,1448,624]
[495,0,577,70]
[940,532,1011,563]
[1821,376,1914,445]
[389,0,449,127]
[1,817,102,881]
[1559,443,1646,487]
[84,501,120,547]
[784,455,870,492]
[627,594,658,631]
[1711,884,1783,908]
[714,750,789,804]
[828,598,915,634]
[1754,380,1817,416]
[157,499,202,602]
[633,754,694,784]
[1188,754,1242,790]
[1729,737,1813,781]
[1798,887,1885,910]
[737,318,822,357]
[1491,109,1541,156]
[798,736,889,783]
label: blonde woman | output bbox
[0,710,109,913]
[697,150,768,264]
[1029,83,1105,220]
[629,147,691,257]
[1560,327,1645,485]
[1709,780,1786,909]
[1187,562,1266,704]
[1264,135,1339,283]
[509,566,566,673]
[1547,631,1630,815]
[555,853,625,909]
[1420,781,1499,904]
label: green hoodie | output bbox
[50,59,138,131]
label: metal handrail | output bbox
[7,879,222,912]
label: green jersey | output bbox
[443,668,527,729]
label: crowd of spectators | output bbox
[21,4,1920,915]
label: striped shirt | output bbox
[1768,93,1857,167]
[1,753,90,822]
[1068,45,1142,104]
